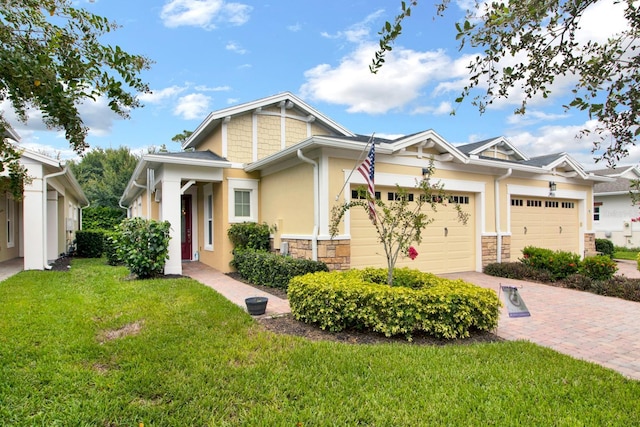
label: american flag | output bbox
[357,142,376,222]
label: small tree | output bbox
[330,162,468,285]
[114,218,171,279]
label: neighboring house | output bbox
[1,127,89,270]
[120,92,608,276]
[591,166,640,247]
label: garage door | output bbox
[510,197,579,260]
[350,186,476,274]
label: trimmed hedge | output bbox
[75,230,104,258]
[232,249,328,290]
[227,222,271,251]
[288,268,501,340]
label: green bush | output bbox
[103,230,122,266]
[232,249,328,290]
[113,218,171,279]
[521,246,581,281]
[227,222,271,251]
[288,268,501,340]
[595,239,615,258]
[579,255,618,280]
[75,230,104,258]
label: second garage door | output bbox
[510,197,579,260]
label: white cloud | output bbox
[412,101,453,116]
[503,120,633,168]
[174,93,211,120]
[288,23,302,32]
[506,110,570,127]
[320,9,385,44]
[160,0,252,30]
[301,43,453,114]
[138,85,187,104]
[226,41,247,54]
[194,85,231,92]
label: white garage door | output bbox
[350,186,476,274]
[510,197,579,260]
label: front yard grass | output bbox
[1,258,639,426]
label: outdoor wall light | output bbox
[549,181,557,196]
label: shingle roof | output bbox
[154,149,228,162]
[594,177,636,194]
[456,138,498,154]
[520,153,565,167]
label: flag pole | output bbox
[335,133,375,201]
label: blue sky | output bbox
[3,0,635,169]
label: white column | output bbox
[161,177,182,275]
[22,164,44,270]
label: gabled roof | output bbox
[520,152,588,179]
[2,124,20,141]
[457,136,529,161]
[589,165,640,179]
[16,149,88,205]
[183,92,355,150]
[387,130,468,163]
[120,150,231,206]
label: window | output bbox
[234,190,250,217]
[511,198,523,206]
[204,184,214,251]
[449,195,470,204]
[228,178,258,223]
[526,199,542,207]
[545,201,559,208]
[387,192,414,201]
[594,202,601,220]
[562,202,575,209]
[351,189,381,200]
[6,197,14,248]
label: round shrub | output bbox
[579,255,618,281]
[595,238,615,258]
[287,268,501,340]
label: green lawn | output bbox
[1,258,639,426]
[614,250,639,260]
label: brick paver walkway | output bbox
[442,263,640,381]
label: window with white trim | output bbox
[204,184,214,251]
[228,178,258,223]
[6,196,15,248]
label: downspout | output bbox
[42,165,69,270]
[79,201,90,230]
[495,168,512,263]
[297,149,318,261]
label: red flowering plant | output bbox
[407,246,418,260]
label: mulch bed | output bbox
[227,272,502,346]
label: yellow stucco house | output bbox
[120,92,608,276]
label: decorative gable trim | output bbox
[183,92,354,150]
[464,136,529,161]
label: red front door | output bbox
[181,195,192,260]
